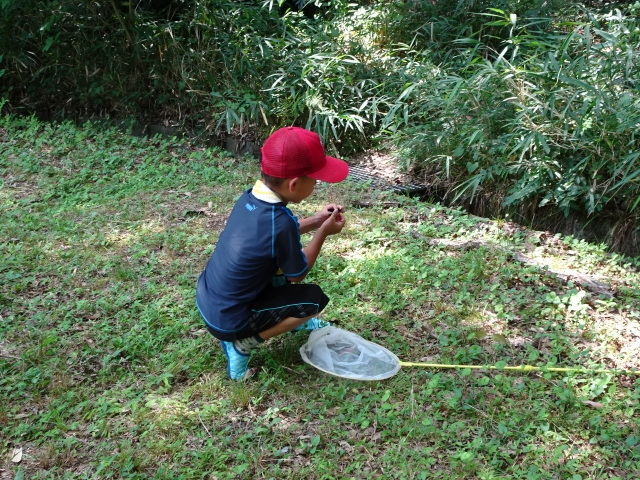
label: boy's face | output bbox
[289,176,316,203]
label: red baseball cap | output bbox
[261,127,349,183]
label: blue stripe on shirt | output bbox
[271,206,275,258]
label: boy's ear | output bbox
[287,177,300,192]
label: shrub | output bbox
[393,3,640,221]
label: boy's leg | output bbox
[246,283,330,340]
[213,283,329,380]
[267,276,330,333]
[258,314,315,340]
[290,317,331,332]
[224,312,319,378]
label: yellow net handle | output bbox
[398,362,640,375]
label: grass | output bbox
[1,115,640,479]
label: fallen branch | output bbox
[428,238,614,298]
[351,200,399,208]
[512,251,613,298]
[427,238,487,250]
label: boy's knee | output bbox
[308,284,330,312]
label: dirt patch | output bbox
[1,174,38,201]
[349,150,414,186]
[181,202,228,232]
[0,340,20,360]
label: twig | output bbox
[464,403,496,427]
[109,0,134,45]
[371,418,377,442]
[197,413,212,437]
[351,200,399,208]
[409,384,414,420]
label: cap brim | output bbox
[307,156,349,183]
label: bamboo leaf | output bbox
[493,46,510,67]
[557,74,596,92]
[397,83,417,102]
[503,184,538,206]
[535,132,550,154]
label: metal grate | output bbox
[348,166,429,196]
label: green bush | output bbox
[394,3,640,221]
[2,0,639,241]
[0,0,431,151]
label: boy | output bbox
[196,126,349,380]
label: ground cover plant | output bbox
[2,116,640,478]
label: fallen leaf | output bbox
[582,400,605,409]
[339,440,354,453]
[11,447,22,463]
[492,334,509,344]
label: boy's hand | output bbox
[319,207,346,236]
[316,204,344,225]
[299,204,345,235]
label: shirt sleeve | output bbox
[274,207,308,277]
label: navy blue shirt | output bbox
[196,189,308,334]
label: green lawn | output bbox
[1,116,639,479]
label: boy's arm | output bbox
[298,203,344,235]
[288,209,345,282]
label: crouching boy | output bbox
[196,127,349,379]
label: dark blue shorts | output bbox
[201,281,329,341]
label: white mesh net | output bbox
[299,326,401,380]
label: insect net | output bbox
[299,326,401,380]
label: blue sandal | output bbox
[219,340,251,380]
[292,317,331,332]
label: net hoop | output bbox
[299,327,402,381]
